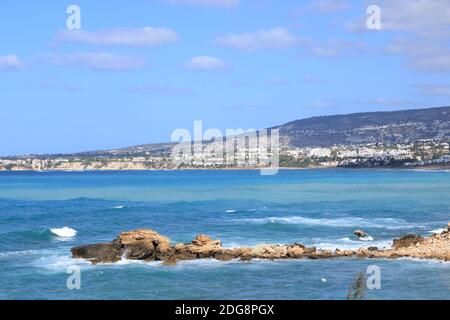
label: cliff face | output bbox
[0,159,175,171]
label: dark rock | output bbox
[392,234,424,249]
[354,229,367,238]
[239,255,253,262]
[172,244,198,261]
[71,243,121,264]
[162,257,178,266]
[214,250,235,261]
[71,229,173,263]
[123,242,155,260]
[155,243,175,260]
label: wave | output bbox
[410,169,450,173]
[0,228,76,241]
[0,249,55,259]
[238,216,419,230]
[359,235,374,241]
[225,210,236,213]
[312,237,392,251]
[50,227,77,238]
[112,205,125,209]
[428,228,447,234]
[33,254,92,271]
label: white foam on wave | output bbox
[113,205,125,209]
[394,257,450,265]
[359,235,374,242]
[225,210,236,213]
[33,255,92,271]
[313,237,392,251]
[0,249,55,259]
[50,227,77,238]
[410,169,450,173]
[239,216,419,230]
[173,258,239,269]
[114,258,161,267]
[429,228,447,234]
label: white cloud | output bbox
[125,85,194,95]
[418,85,450,97]
[411,54,450,73]
[347,0,450,36]
[377,0,450,36]
[216,27,300,50]
[0,54,24,71]
[310,38,367,57]
[35,79,81,92]
[367,98,420,107]
[23,77,81,92]
[42,52,148,71]
[312,100,337,108]
[167,0,239,7]
[346,1,450,73]
[311,97,424,109]
[386,39,450,73]
[184,56,229,71]
[309,0,349,14]
[55,27,179,46]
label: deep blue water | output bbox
[0,169,449,299]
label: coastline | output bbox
[1,164,449,172]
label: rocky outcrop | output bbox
[375,229,450,261]
[392,234,424,249]
[71,229,173,263]
[71,224,450,265]
[71,242,121,264]
[353,230,367,238]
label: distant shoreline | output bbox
[1,164,449,173]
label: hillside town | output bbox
[1,139,449,171]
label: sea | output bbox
[0,169,449,299]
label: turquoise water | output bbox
[0,169,449,299]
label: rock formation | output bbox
[71,224,450,265]
[392,234,424,249]
[353,229,367,238]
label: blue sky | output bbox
[0,0,449,155]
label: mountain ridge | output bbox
[4,106,450,158]
[277,106,450,148]
[113,106,450,156]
